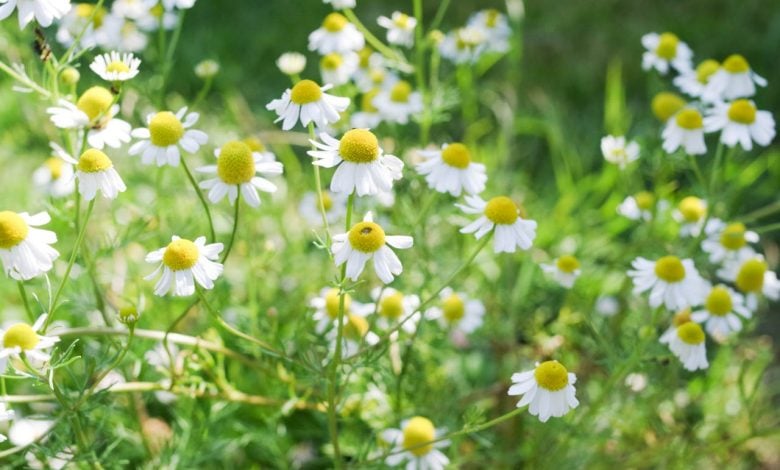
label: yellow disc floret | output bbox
[243,137,266,153]
[323,12,348,32]
[3,323,39,350]
[651,92,685,122]
[654,256,686,283]
[358,47,373,68]
[484,196,519,225]
[441,143,471,169]
[361,89,380,113]
[677,321,705,345]
[217,141,256,184]
[635,191,655,211]
[556,255,580,274]
[675,108,703,130]
[78,149,112,173]
[390,81,412,103]
[678,197,706,222]
[379,291,405,319]
[149,111,184,147]
[402,417,435,457]
[442,294,465,323]
[672,308,692,327]
[394,13,410,28]
[348,221,386,253]
[720,223,747,250]
[76,86,113,122]
[655,32,679,60]
[727,99,756,125]
[162,238,199,271]
[320,191,334,211]
[106,60,130,74]
[736,258,767,293]
[723,54,750,74]
[696,59,720,84]
[339,129,380,163]
[45,158,64,180]
[534,360,569,391]
[324,288,351,319]
[75,3,105,28]
[290,79,323,105]
[0,211,29,249]
[321,53,343,71]
[485,9,501,28]
[343,313,369,341]
[705,286,733,316]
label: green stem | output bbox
[687,153,706,195]
[59,0,106,64]
[413,0,427,124]
[709,142,724,196]
[159,10,187,106]
[308,123,333,244]
[180,157,216,242]
[17,282,35,322]
[76,327,136,408]
[0,60,50,97]
[429,0,451,31]
[343,9,411,72]
[221,198,240,263]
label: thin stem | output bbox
[413,0,427,115]
[180,157,216,242]
[59,0,106,64]
[308,123,333,244]
[17,282,35,322]
[343,9,411,72]
[221,198,240,263]
[78,326,136,407]
[709,142,724,196]
[688,153,706,195]
[159,10,187,106]
[429,0,451,31]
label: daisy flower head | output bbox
[299,190,347,225]
[718,254,780,310]
[617,192,654,221]
[673,59,720,100]
[660,320,708,371]
[704,99,775,151]
[0,211,58,280]
[641,32,692,75]
[628,255,707,310]
[197,140,283,207]
[507,360,579,422]
[350,89,383,129]
[467,9,511,54]
[310,287,366,334]
[425,287,484,335]
[55,3,116,50]
[275,52,305,76]
[381,417,450,470]
[439,26,486,64]
[327,311,379,358]
[371,287,421,333]
[673,196,707,237]
[46,86,131,150]
[32,156,75,198]
[372,80,423,125]
[457,195,537,253]
[331,212,413,284]
[701,220,758,264]
[323,0,355,9]
[129,107,208,167]
[145,236,223,297]
[0,315,60,369]
[692,284,751,339]
[659,307,693,344]
[600,135,639,169]
[90,51,141,82]
[703,54,767,101]
[266,79,350,131]
[56,147,126,201]
[662,107,706,155]
[541,255,582,288]
[651,91,685,123]
[308,129,403,196]
[319,51,358,86]
[308,12,364,54]
[0,0,71,28]
[416,142,488,196]
[352,51,397,92]
[377,11,416,48]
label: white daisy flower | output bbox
[541,255,581,288]
[416,142,487,196]
[377,11,416,48]
[308,12,364,54]
[320,51,358,86]
[56,147,126,201]
[55,4,119,50]
[352,51,397,92]
[350,89,383,129]
[144,236,224,297]
[600,135,639,169]
[0,211,58,281]
[717,254,780,310]
[704,99,775,151]
[507,360,579,422]
[196,140,283,207]
[673,59,720,100]
[641,32,692,75]
[673,196,707,237]
[659,308,693,344]
[0,403,13,442]
[299,190,347,226]
[89,51,141,82]
[651,91,686,123]
[308,129,403,196]
[370,287,421,334]
[0,0,70,28]
[331,212,412,284]
[457,195,537,253]
[372,80,423,125]
[467,9,511,54]
[46,86,131,150]
[439,26,487,64]
[32,156,75,198]
[107,16,148,51]
[267,79,350,131]
[701,219,758,264]
[276,52,306,76]
[134,1,176,31]
[703,54,767,101]
[425,287,484,335]
[128,107,208,167]
[323,0,354,9]
[628,255,707,310]
[617,192,654,221]
[327,311,379,358]
[660,321,708,371]
[381,417,450,470]
[194,59,219,79]
[111,0,152,20]
[662,108,706,155]
[692,284,751,338]
[0,314,60,368]
[310,287,367,334]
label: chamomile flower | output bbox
[628,255,707,310]
[659,308,693,344]
[381,417,450,470]
[651,91,686,123]
[704,99,775,151]
[144,236,224,297]
[32,156,75,198]
[0,403,13,442]
[331,212,412,284]
[299,190,347,226]
[617,192,654,221]
[310,287,367,334]
[660,321,708,371]
[350,89,383,129]
[416,142,487,196]
[129,107,208,167]
[377,11,416,48]
[56,3,117,50]
[90,51,140,82]
[641,32,692,75]
[662,108,706,155]
[701,220,758,264]
[308,12,364,54]
[323,0,355,9]
[196,141,283,207]
[692,284,751,338]
[673,59,720,100]
[46,86,132,150]
[370,287,421,333]
[673,196,707,237]
[457,195,537,253]
[507,361,579,422]
[0,314,60,367]
[327,312,379,358]
[56,147,126,201]
[425,287,484,335]
[703,54,767,101]
[320,51,358,86]
[541,255,582,288]
[0,0,71,28]
[440,26,486,64]
[0,211,58,281]
[267,79,350,131]
[468,9,511,53]
[352,51,397,92]
[600,135,640,169]
[308,129,403,196]
[373,80,423,125]
[717,254,780,310]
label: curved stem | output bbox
[343,9,411,72]
[221,198,240,263]
[17,281,35,322]
[180,157,216,242]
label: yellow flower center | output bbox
[149,111,184,147]
[162,239,199,271]
[361,89,380,113]
[2,323,39,350]
[217,141,256,185]
[348,221,386,253]
[149,3,164,18]
[390,81,412,103]
[106,60,130,74]
[76,86,113,122]
[0,211,29,249]
[321,53,343,71]
[654,256,686,283]
[343,313,369,341]
[672,308,692,327]
[339,129,380,163]
[358,47,373,68]
[485,9,500,28]
[320,191,334,211]
[655,32,679,60]
[369,68,386,85]
[675,108,703,130]
[678,197,706,222]
[441,143,471,169]
[705,286,733,316]
[75,3,105,28]
[243,137,266,153]
[723,54,749,74]
[736,258,767,293]
[290,79,323,105]
[402,417,435,457]
[379,291,405,319]
[77,149,113,173]
[727,99,756,125]
[323,12,348,32]
[696,59,720,84]
[651,92,685,122]
[635,191,654,211]
[556,255,580,274]
[44,158,64,180]
[534,360,569,391]
[324,288,351,319]
[676,321,705,345]
[442,294,465,323]
[484,196,519,225]
[394,13,410,28]
[719,223,747,250]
